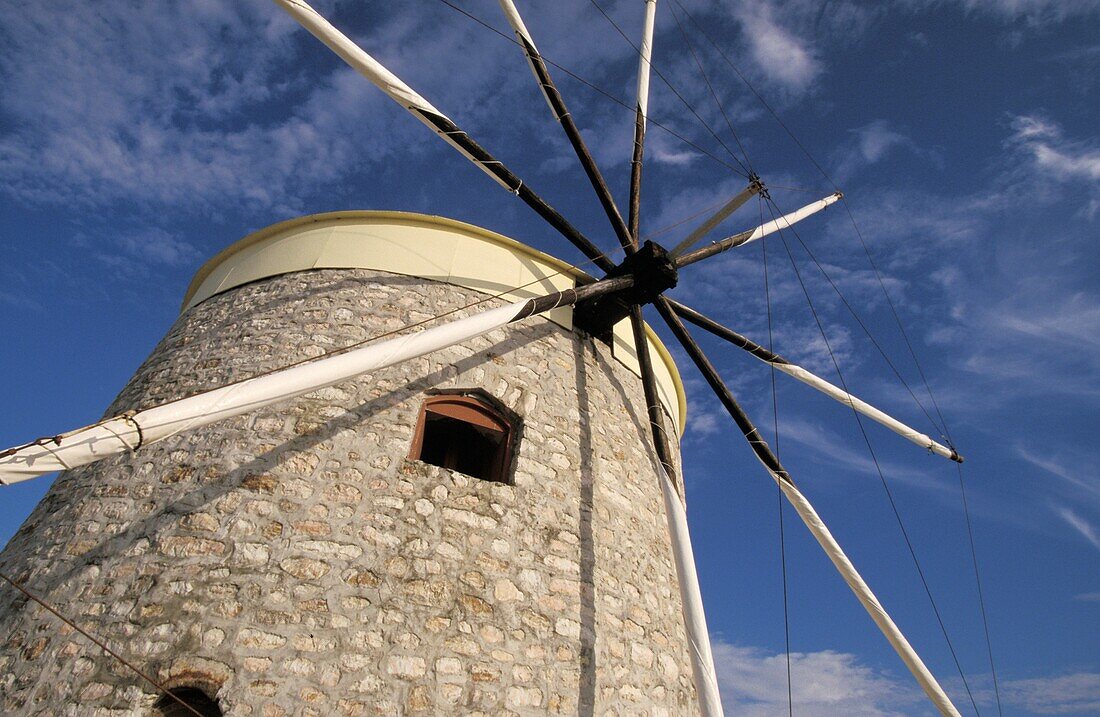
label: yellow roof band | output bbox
[183,211,686,435]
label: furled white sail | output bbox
[768,467,963,717]
[274,0,513,190]
[635,0,658,124]
[660,468,725,717]
[0,301,527,485]
[773,362,957,460]
[737,192,842,247]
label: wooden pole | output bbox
[275,0,615,273]
[628,0,659,245]
[669,181,760,257]
[655,296,964,717]
[665,298,961,462]
[498,0,634,254]
[675,192,841,269]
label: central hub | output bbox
[574,240,678,341]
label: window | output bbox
[154,688,223,717]
[409,392,517,484]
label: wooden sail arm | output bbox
[665,298,962,463]
[497,0,634,254]
[628,305,725,716]
[628,0,659,244]
[654,296,963,717]
[0,274,638,486]
[675,191,842,269]
[274,0,615,273]
[669,180,762,257]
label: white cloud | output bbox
[712,642,923,717]
[1015,445,1100,507]
[778,416,948,494]
[732,2,822,94]
[714,641,1100,716]
[0,2,385,215]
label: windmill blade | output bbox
[628,0,659,242]
[274,0,614,273]
[655,296,963,717]
[498,0,634,253]
[669,180,761,257]
[675,192,842,269]
[628,305,724,717]
[0,274,638,485]
[666,298,961,462]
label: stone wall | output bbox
[0,268,697,716]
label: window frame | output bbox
[408,390,520,485]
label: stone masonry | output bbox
[0,267,698,715]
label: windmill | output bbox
[0,2,992,716]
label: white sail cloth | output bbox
[660,468,725,717]
[0,301,527,485]
[635,0,658,123]
[733,192,841,248]
[773,362,956,460]
[274,0,512,191]
[768,467,962,717]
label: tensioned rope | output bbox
[432,0,748,177]
[765,197,982,716]
[0,570,207,717]
[761,197,795,717]
[557,0,947,443]
[666,0,754,176]
[586,0,753,178]
[666,0,949,443]
[666,3,1004,698]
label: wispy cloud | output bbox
[1055,506,1100,550]
[939,0,1100,24]
[1009,115,1100,184]
[1002,671,1100,714]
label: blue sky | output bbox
[0,1,1097,714]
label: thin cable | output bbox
[669,0,829,185]
[668,0,954,445]
[667,0,753,175]
[432,0,747,176]
[766,198,982,715]
[642,195,738,241]
[680,13,1003,690]
[0,570,207,717]
[761,198,794,717]
[1,239,632,458]
[586,0,752,177]
[771,219,948,440]
[958,463,1004,717]
[842,201,955,446]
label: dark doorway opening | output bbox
[154,687,222,717]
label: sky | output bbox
[0,0,1097,715]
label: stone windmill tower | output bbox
[0,1,977,714]
[0,211,699,715]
